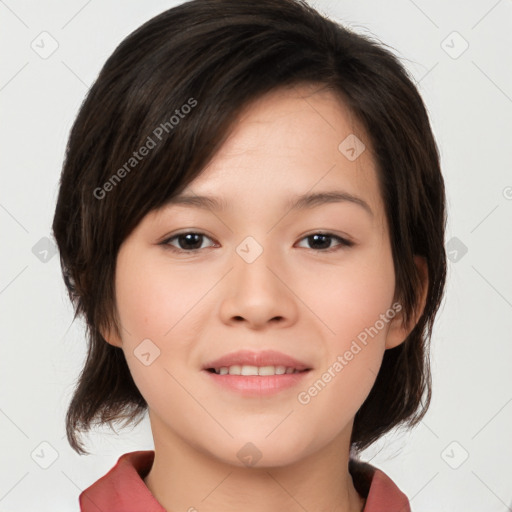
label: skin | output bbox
[103,83,428,512]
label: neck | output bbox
[143,414,365,512]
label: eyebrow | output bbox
[165,190,373,217]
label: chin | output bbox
[204,434,314,470]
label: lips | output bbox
[202,349,312,372]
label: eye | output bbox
[296,232,354,252]
[161,232,216,252]
[160,231,354,254]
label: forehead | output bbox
[160,84,387,232]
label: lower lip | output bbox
[202,370,311,396]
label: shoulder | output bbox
[349,458,411,512]
[79,450,164,511]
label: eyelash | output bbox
[160,231,354,254]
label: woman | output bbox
[52,0,447,510]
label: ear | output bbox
[385,255,428,350]
[100,323,123,348]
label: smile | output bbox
[207,365,307,375]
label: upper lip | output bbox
[203,349,312,371]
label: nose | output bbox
[218,245,298,330]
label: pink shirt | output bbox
[79,450,411,511]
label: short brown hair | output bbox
[52,0,447,455]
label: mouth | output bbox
[205,366,311,376]
[201,350,313,396]
[202,349,312,374]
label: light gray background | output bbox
[1,0,511,510]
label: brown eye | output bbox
[296,233,354,252]
[162,232,215,252]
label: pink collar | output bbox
[80,450,410,512]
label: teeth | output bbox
[213,365,303,376]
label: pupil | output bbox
[179,233,202,250]
[309,234,330,249]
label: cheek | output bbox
[298,246,396,345]
[114,250,211,340]
[112,250,197,409]
[293,246,395,408]
[113,249,219,397]
[295,273,394,438]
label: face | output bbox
[105,84,417,468]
